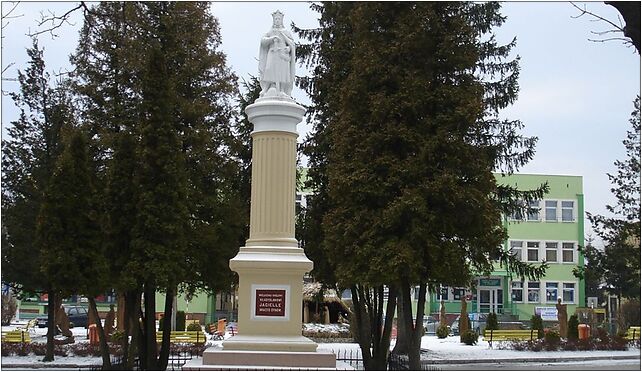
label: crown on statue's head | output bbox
[272,10,284,24]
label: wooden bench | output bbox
[1,330,31,343]
[625,326,641,341]
[483,329,535,348]
[155,330,206,344]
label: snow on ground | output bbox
[2,321,640,367]
[304,323,350,334]
[419,335,641,361]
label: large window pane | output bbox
[562,242,575,263]
[563,283,575,303]
[546,242,558,262]
[561,201,574,222]
[528,282,540,303]
[528,200,540,221]
[511,282,523,302]
[546,282,558,302]
[527,242,539,261]
[545,200,557,221]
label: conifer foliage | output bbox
[4,2,244,369]
[585,96,641,303]
[296,2,547,369]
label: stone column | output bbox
[220,98,317,353]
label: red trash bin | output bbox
[89,324,99,345]
[578,324,590,340]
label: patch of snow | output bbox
[419,335,640,361]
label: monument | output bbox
[184,11,337,370]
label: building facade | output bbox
[428,173,585,321]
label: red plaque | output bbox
[255,289,286,317]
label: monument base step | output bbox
[184,348,341,370]
[222,334,318,352]
[182,358,355,371]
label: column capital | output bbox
[246,99,306,134]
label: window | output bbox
[527,242,540,262]
[511,281,524,302]
[563,283,575,303]
[545,200,558,221]
[414,286,421,300]
[562,242,575,263]
[546,282,559,303]
[527,282,540,303]
[527,200,540,221]
[561,201,574,222]
[510,241,523,260]
[453,288,465,301]
[510,200,525,220]
[545,242,558,262]
[438,286,449,301]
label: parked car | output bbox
[450,313,488,335]
[37,305,89,329]
[422,315,446,334]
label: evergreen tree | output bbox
[587,96,641,305]
[295,3,547,369]
[1,40,73,362]
[71,2,243,369]
[37,128,108,364]
[1,40,66,295]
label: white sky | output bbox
[1,2,640,244]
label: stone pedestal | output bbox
[195,97,336,369]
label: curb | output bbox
[423,354,641,365]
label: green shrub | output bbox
[186,322,202,332]
[111,330,125,344]
[461,329,478,345]
[531,315,544,339]
[486,313,498,331]
[567,315,579,340]
[436,324,449,339]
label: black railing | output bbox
[388,352,441,371]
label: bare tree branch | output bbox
[570,2,625,31]
[570,1,640,54]
[27,3,83,38]
[588,37,632,44]
[25,1,104,39]
[2,1,23,31]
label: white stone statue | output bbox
[258,10,296,99]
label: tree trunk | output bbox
[157,286,175,371]
[392,294,408,355]
[351,284,397,371]
[88,297,112,370]
[400,281,426,371]
[123,289,141,370]
[143,282,157,370]
[43,290,56,362]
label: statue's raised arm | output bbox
[258,11,296,99]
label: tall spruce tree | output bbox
[295,3,547,369]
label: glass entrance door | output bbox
[478,288,503,314]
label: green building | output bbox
[427,173,585,322]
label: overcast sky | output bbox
[2,2,640,244]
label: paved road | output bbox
[435,359,640,370]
